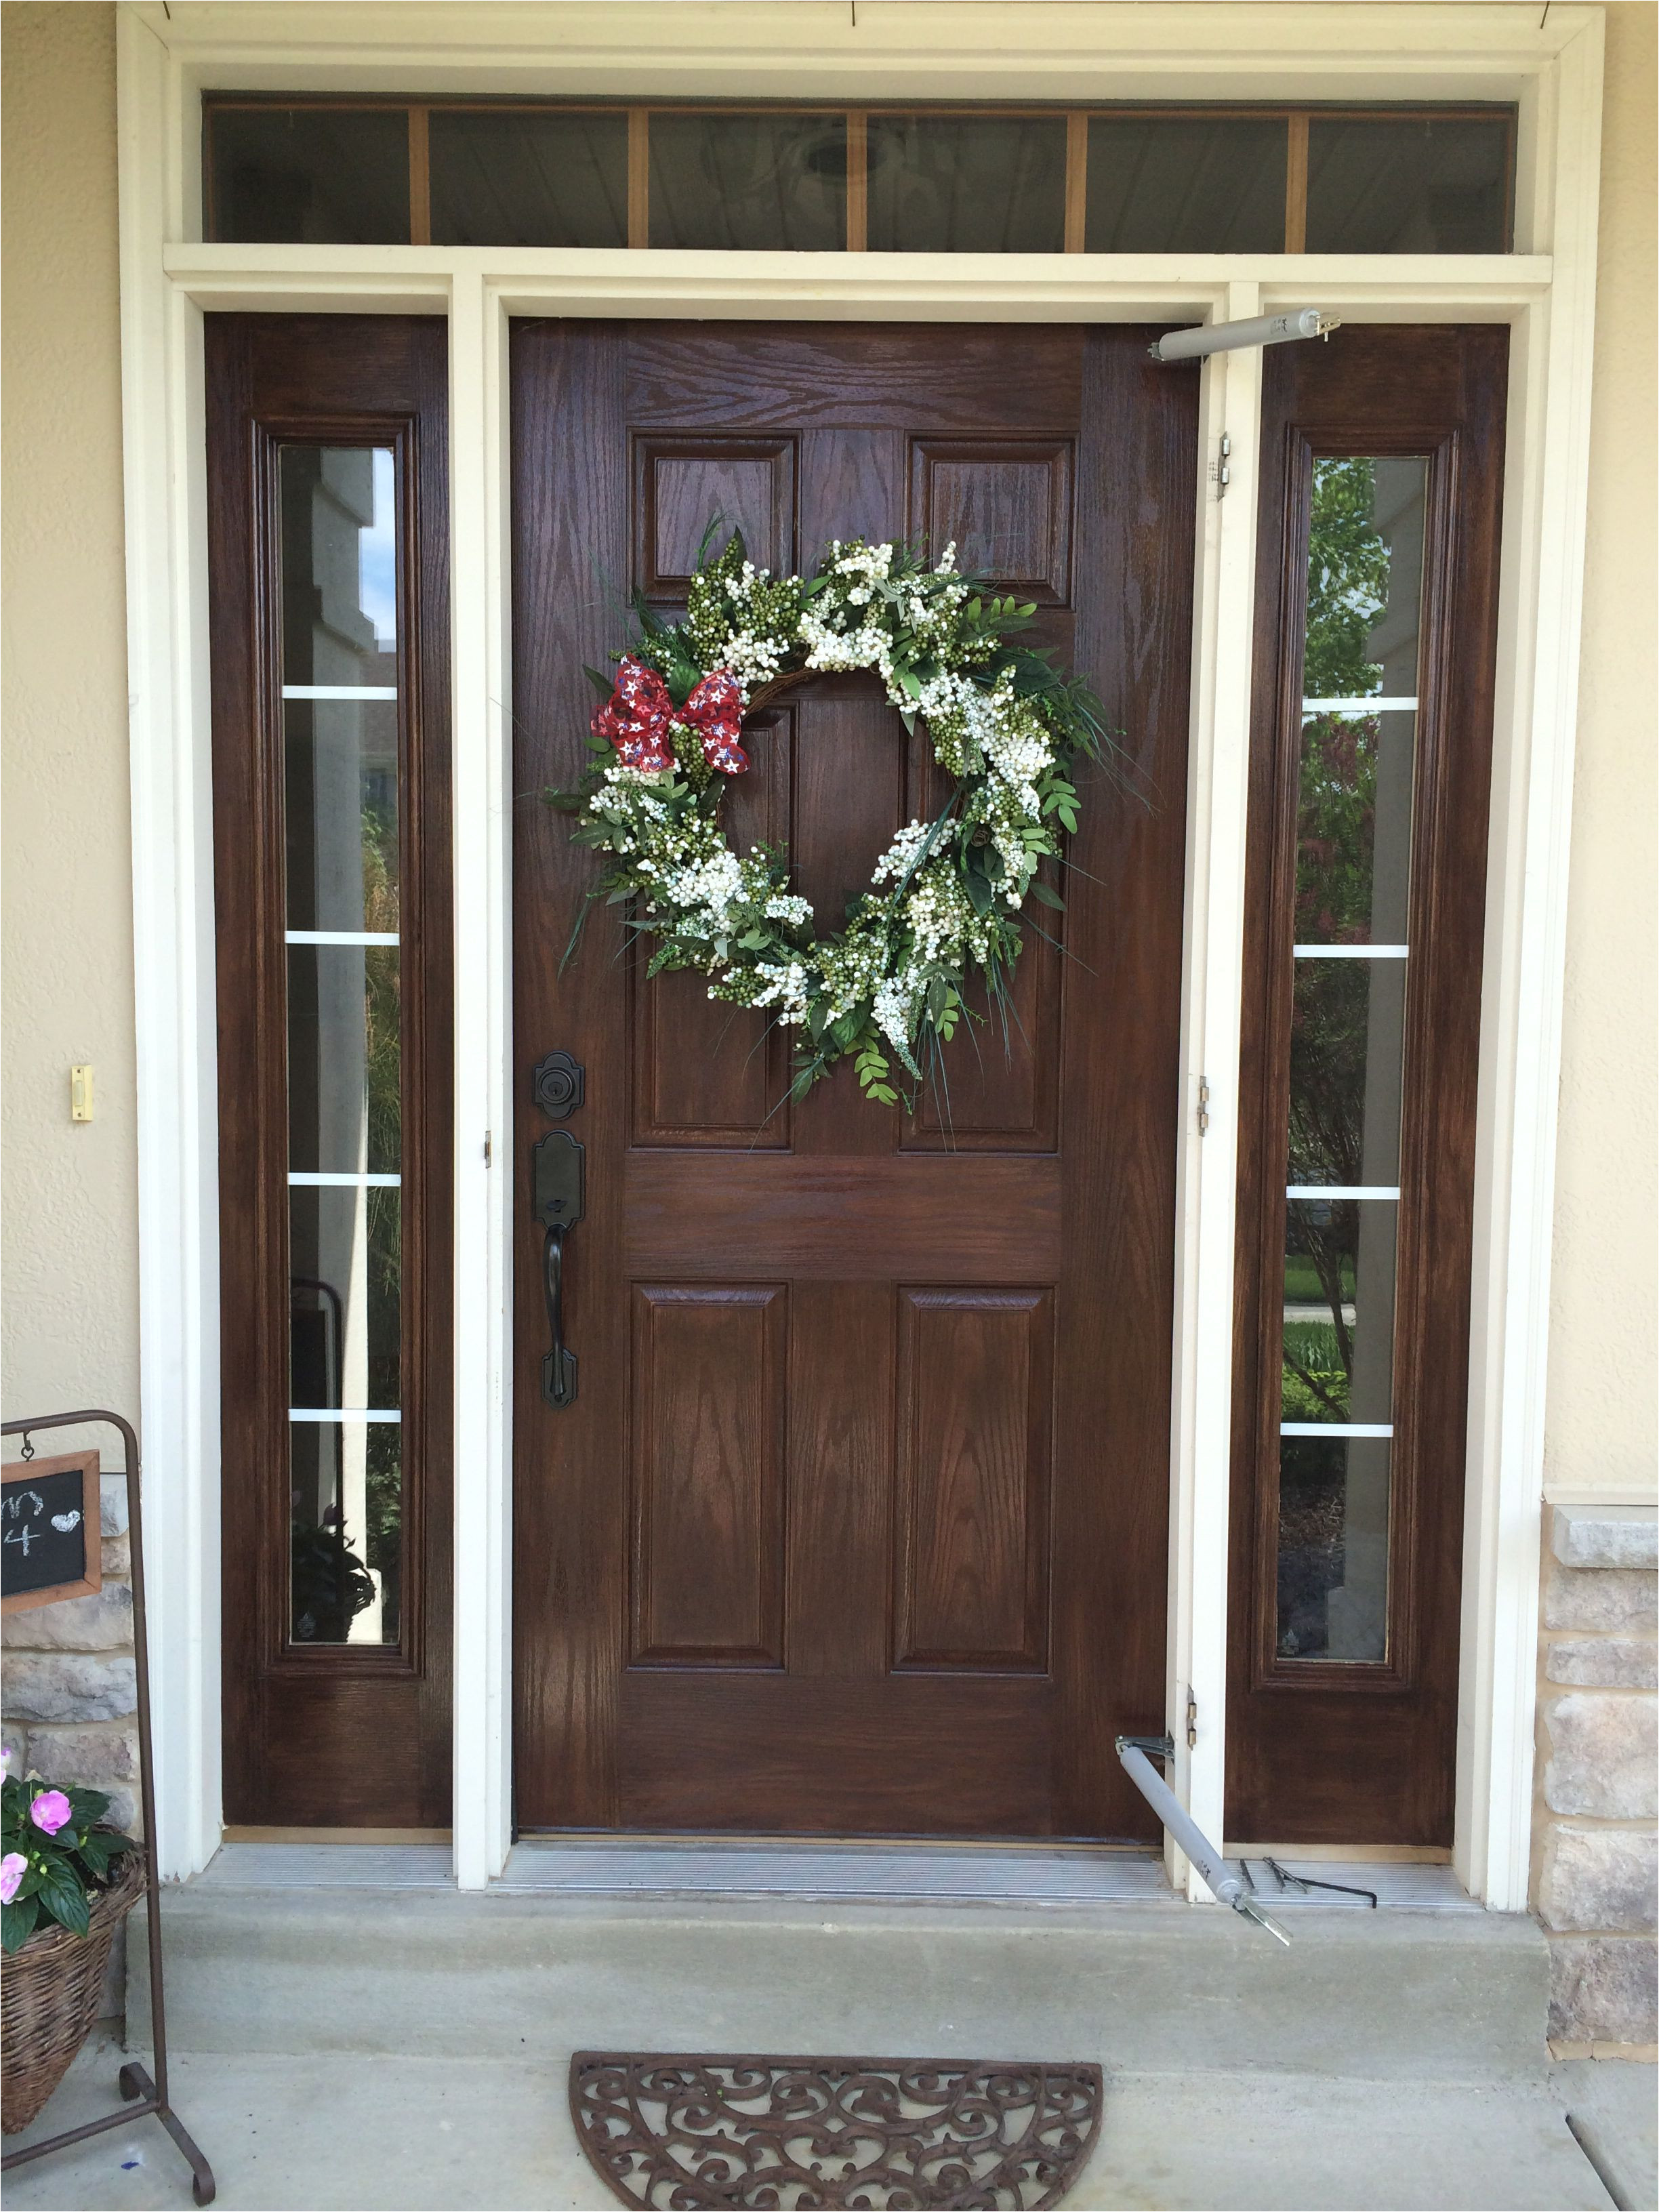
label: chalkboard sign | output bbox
[1,1450,102,1614]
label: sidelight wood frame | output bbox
[205,323,455,1824]
[1227,328,1511,1849]
[117,2,1603,1913]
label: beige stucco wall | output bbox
[1543,0,1659,1503]
[1,1,139,1429]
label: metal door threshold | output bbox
[190,1838,1479,1909]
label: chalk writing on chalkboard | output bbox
[1,1450,102,1614]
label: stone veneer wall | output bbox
[1,1474,140,1831]
[1534,1504,1658,2055]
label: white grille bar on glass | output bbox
[285,930,400,947]
[1280,1422,1393,1439]
[288,1408,403,1423]
[287,1171,401,1187]
[1301,697,1418,714]
[1286,1185,1401,1201]
[1292,944,1408,958]
[282,684,398,701]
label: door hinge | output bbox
[1186,1687,1199,1750]
[1197,1077,1211,1135]
[1210,432,1232,500]
[484,1129,493,1167]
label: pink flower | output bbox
[0,1852,26,1904]
[28,1789,72,1837]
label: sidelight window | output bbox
[280,446,405,1647]
[203,99,1516,255]
[209,314,452,1824]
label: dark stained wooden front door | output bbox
[511,323,1195,1839]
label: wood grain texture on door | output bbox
[512,323,1194,1839]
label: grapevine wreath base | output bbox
[550,531,1117,1109]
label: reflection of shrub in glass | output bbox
[291,1522,376,1643]
[1276,1437,1348,1658]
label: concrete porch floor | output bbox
[5,2032,1650,2211]
[3,1849,1653,2211]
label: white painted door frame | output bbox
[116,1,1603,1911]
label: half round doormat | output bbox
[570,2051,1103,2210]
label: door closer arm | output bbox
[1116,1735,1291,1946]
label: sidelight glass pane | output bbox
[288,1187,402,1413]
[1276,1435,1391,1662]
[207,108,411,244]
[430,110,628,246]
[279,443,405,1650]
[1086,118,1286,252]
[1297,457,1425,946]
[1288,959,1406,1189]
[1274,453,1427,1668]
[649,113,846,251]
[1306,115,1511,254]
[281,446,398,684]
[286,944,402,1176]
[284,701,401,937]
[287,1189,403,1647]
[866,115,1066,253]
[288,1416,403,1646]
[1282,1198,1397,1429]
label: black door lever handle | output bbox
[532,1129,584,1411]
[542,1223,576,1409]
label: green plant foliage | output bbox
[549,531,1126,1112]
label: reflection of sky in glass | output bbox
[359,449,396,647]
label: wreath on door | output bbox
[547,529,1117,1109]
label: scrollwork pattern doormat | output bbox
[569,2051,1103,2210]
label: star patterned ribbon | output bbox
[592,656,748,777]
[677,668,748,775]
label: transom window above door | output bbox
[203,99,1515,255]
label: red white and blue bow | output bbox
[591,656,747,777]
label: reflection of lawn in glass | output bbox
[1284,1255,1355,1304]
[1282,1319,1349,1423]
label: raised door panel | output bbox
[634,435,797,598]
[909,437,1076,605]
[630,1283,787,1666]
[894,1287,1054,1671]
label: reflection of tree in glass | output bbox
[1305,458,1388,699]
[361,806,403,1626]
[1285,460,1391,1412]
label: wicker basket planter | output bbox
[1,1845,145,2135]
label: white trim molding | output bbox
[115,1,1604,1903]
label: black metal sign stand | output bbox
[1,1409,215,2205]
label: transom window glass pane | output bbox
[279,445,405,1647]
[1275,455,1427,1667]
[1306,116,1511,253]
[866,115,1066,253]
[430,110,628,247]
[204,100,1515,257]
[649,114,846,251]
[1086,118,1286,252]
[208,108,410,244]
